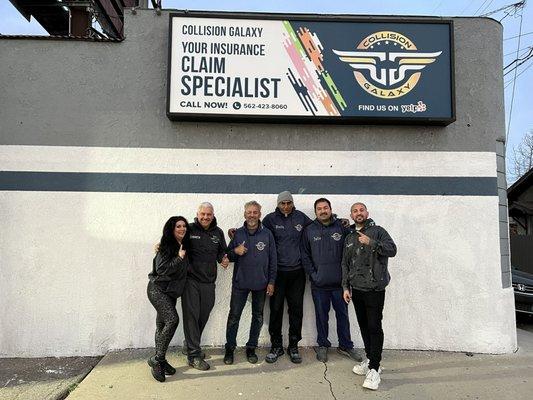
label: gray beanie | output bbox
[277,191,293,204]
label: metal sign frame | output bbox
[167,11,456,125]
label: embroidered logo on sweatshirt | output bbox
[190,235,201,239]
[210,236,220,244]
[313,236,322,241]
[256,241,266,251]
[275,225,285,229]
[294,224,303,232]
[346,243,354,248]
[331,233,342,241]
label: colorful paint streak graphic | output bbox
[282,21,347,116]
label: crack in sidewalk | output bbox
[313,348,338,400]
[322,361,338,400]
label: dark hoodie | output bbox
[227,222,277,291]
[341,219,397,291]
[187,217,227,283]
[300,217,350,290]
[262,207,312,271]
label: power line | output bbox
[504,31,533,41]
[506,12,524,141]
[474,0,492,15]
[480,0,525,16]
[477,0,495,15]
[504,60,533,88]
[431,0,444,13]
[504,47,533,71]
[504,44,533,57]
[461,0,477,15]
[504,53,533,76]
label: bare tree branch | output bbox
[508,129,533,183]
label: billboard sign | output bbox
[167,12,455,125]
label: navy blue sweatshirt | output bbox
[262,207,312,271]
[300,217,349,290]
[227,222,277,291]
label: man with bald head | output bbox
[182,202,229,370]
[342,202,396,390]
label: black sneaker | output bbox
[161,360,176,375]
[265,346,284,363]
[188,356,210,371]
[183,340,206,359]
[246,347,258,364]
[315,346,328,363]
[224,348,234,365]
[147,356,165,382]
[337,347,363,362]
[287,347,302,364]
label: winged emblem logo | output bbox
[333,31,442,99]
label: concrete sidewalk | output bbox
[0,356,101,400]
[65,329,533,400]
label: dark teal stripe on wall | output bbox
[0,171,498,196]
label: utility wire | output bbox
[506,12,524,141]
[480,0,525,16]
[504,44,532,57]
[504,31,533,41]
[474,0,492,15]
[504,60,533,88]
[504,47,533,70]
[477,0,495,15]
[461,0,477,15]
[500,11,512,22]
[504,52,533,75]
[431,1,444,13]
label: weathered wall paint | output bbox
[0,11,515,356]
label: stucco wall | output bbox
[0,10,516,356]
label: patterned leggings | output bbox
[147,281,179,360]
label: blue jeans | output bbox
[311,287,353,349]
[225,287,266,349]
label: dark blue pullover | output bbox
[227,222,277,291]
[262,207,312,271]
[300,217,349,290]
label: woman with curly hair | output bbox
[147,216,189,382]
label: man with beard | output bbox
[342,202,396,390]
[262,191,311,364]
[223,201,277,365]
[182,202,229,370]
[301,198,361,363]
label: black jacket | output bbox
[148,251,188,298]
[262,207,312,270]
[300,217,349,290]
[341,219,397,291]
[187,217,227,283]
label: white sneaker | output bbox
[352,359,383,375]
[352,359,370,375]
[362,368,381,390]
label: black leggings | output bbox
[147,281,179,360]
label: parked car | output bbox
[512,268,533,315]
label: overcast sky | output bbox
[1,0,532,171]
